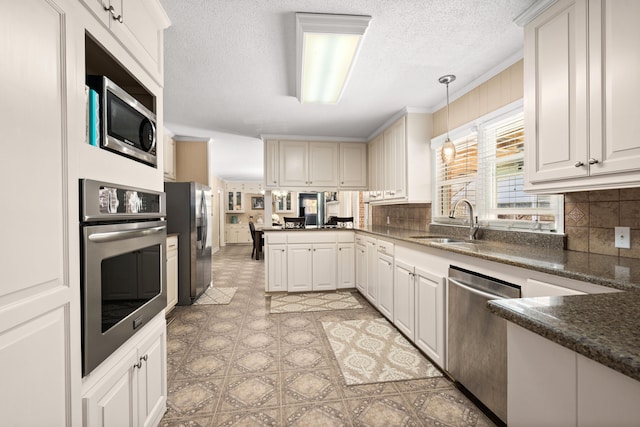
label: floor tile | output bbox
[346,394,419,427]
[405,388,496,426]
[228,349,279,375]
[173,352,231,380]
[160,245,495,426]
[282,369,341,404]
[212,408,281,426]
[280,346,328,371]
[164,378,224,419]
[283,401,351,427]
[217,373,280,413]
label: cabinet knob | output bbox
[574,161,584,167]
[588,158,599,165]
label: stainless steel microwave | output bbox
[86,75,157,167]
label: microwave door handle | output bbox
[88,225,166,243]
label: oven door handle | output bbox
[88,225,166,243]
[448,277,502,300]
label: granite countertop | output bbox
[356,225,640,291]
[488,293,640,382]
[263,224,640,380]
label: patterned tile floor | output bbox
[160,245,496,427]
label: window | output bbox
[432,102,563,233]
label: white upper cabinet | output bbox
[368,113,432,204]
[269,139,363,190]
[524,0,640,192]
[80,0,170,85]
[339,143,367,189]
[309,142,339,187]
[265,139,279,188]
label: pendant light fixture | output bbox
[439,74,456,164]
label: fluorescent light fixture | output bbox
[296,13,372,104]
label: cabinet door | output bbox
[337,244,355,289]
[312,243,337,291]
[280,141,309,187]
[355,244,367,294]
[166,237,178,311]
[393,118,407,199]
[365,238,378,304]
[309,142,338,187]
[393,260,415,341]
[589,0,640,176]
[110,0,167,82]
[524,0,589,184]
[339,143,367,188]
[376,252,394,320]
[368,134,383,194]
[2,2,76,424]
[414,267,445,367]
[163,133,175,180]
[84,349,139,427]
[383,126,395,196]
[267,244,287,291]
[264,140,279,187]
[137,321,167,427]
[287,244,313,292]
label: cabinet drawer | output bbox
[377,239,394,256]
[266,232,287,244]
[337,231,355,243]
[287,232,337,244]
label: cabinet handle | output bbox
[273,180,277,183]
[106,5,123,23]
[588,158,599,165]
[309,248,312,251]
[281,249,285,252]
[133,354,148,369]
[574,161,584,167]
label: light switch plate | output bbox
[615,226,631,249]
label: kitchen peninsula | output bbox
[264,224,640,424]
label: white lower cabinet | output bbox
[355,242,367,294]
[166,235,178,312]
[376,251,394,320]
[225,224,252,244]
[266,232,347,292]
[393,260,415,341]
[508,322,640,427]
[337,243,355,289]
[267,244,287,292]
[414,267,445,367]
[364,236,378,304]
[311,243,338,291]
[83,313,167,427]
[287,244,314,292]
[393,245,447,369]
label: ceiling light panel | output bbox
[296,13,372,104]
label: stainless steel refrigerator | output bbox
[165,182,212,305]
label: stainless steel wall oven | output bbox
[80,179,166,376]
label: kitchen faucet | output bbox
[449,198,480,240]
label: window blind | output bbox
[432,103,562,233]
[435,133,478,220]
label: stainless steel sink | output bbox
[411,236,483,251]
[411,236,467,244]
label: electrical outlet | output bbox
[386,216,390,225]
[615,227,631,249]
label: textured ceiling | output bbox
[160,0,534,181]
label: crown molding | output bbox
[514,0,558,26]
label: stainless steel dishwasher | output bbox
[447,265,521,425]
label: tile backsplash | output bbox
[371,203,431,231]
[565,188,640,259]
[370,189,640,259]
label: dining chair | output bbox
[248,221,264,259]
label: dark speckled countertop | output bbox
[265,225,640,380]
[488,293,640,381]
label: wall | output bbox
[433,60,524,137]
[209,175,225,252]
[565,189,640,259]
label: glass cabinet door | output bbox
[227,191,234,211]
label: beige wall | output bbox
[432,60,524,137]
[209,175,225,252]
[175,140,209,185]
